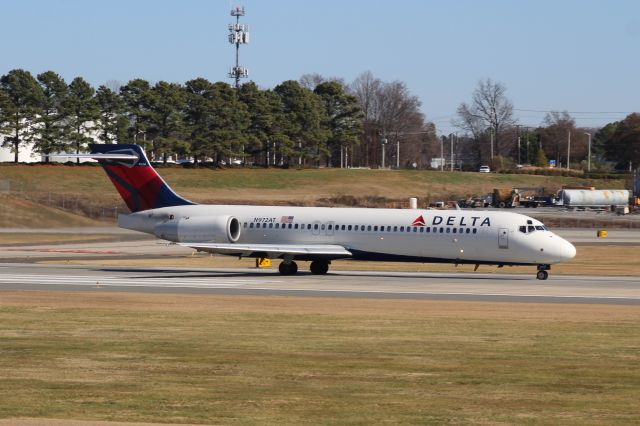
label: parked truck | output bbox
[491,187,548,208]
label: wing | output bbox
[179,242,352,260]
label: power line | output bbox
[514,109,634,115]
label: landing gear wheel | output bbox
[278,261,298,275]
[310,260,329,275]
[536,270,548,280]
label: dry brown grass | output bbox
[0,420,198,426]
[1,164,624,207]
[0,195,105,228]
[1,292,639,425]
[0,233,123,246]
[0,290,638,321]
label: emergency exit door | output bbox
[498,228,509,249]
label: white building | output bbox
[0,122,103,163]
[0,136,40,162]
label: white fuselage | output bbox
[119,204,576,266]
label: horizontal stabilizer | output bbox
[179,243,352,259]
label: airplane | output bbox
[60,144,576,280]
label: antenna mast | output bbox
[228,5,249,89]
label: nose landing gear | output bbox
[536,264,550,280]
[536,270,548,280]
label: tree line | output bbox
[1,68,636,170]
[0,69,431,167]
[454,78,639,171]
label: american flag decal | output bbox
[280,216,294,224]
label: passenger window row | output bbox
[243,222,478,235]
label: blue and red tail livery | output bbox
[90,144,194,212]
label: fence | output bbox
[0,178,126,222]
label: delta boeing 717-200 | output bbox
[61,144,576,280]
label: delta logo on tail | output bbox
[89,144,193,212]
[411,215,426,226]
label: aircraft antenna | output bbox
[228,5,249,89]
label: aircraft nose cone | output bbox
[562,239,577,261]
[541,235,576,263]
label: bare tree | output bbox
[349,71,381,121]
[377,81,423,134]
[539,111,583,167]
[456,78,515,156]
[452,112,485,164]
[299,73,344,91]
[105,79,123,93]
[348,72,432,168]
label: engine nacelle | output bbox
[153,216,241,243]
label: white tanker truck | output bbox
[557,189,630,209]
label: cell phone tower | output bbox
[228,5,249,89]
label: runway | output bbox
[1,263,638,305]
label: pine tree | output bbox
[314,81,363,167]
[95,85,125,144]
[0,69,43,162]
[148,81,186,162]
[35,71,69,160]
[535,148,548,167]
[65,77,98,162]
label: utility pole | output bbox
[515,125,521,165]
[584,132,592,172]
[567,130,571,170]
[490,129,494,160]
[450,133,454,172]
[396,138,400,169]
[440,136,444,171]
[228,6,249,89]
[381,137,387,169]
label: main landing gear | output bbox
[310,260,330,275]
[278,260,330,275]
[536,264,550,280]
[278,260,298,276]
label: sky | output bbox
[1,0,639,134]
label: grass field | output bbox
[0,196,106,228]
[0,233,123,246]
[0,292,639,425]
[0,164,625,207]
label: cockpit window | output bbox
[520,223,548,234]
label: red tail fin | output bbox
[90,144,194,212]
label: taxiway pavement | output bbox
[1,263,638,305]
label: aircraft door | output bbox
[326,221,335,236]
[311,220,321,236]
[498,228,509,249]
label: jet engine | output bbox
[153,216,241,243]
